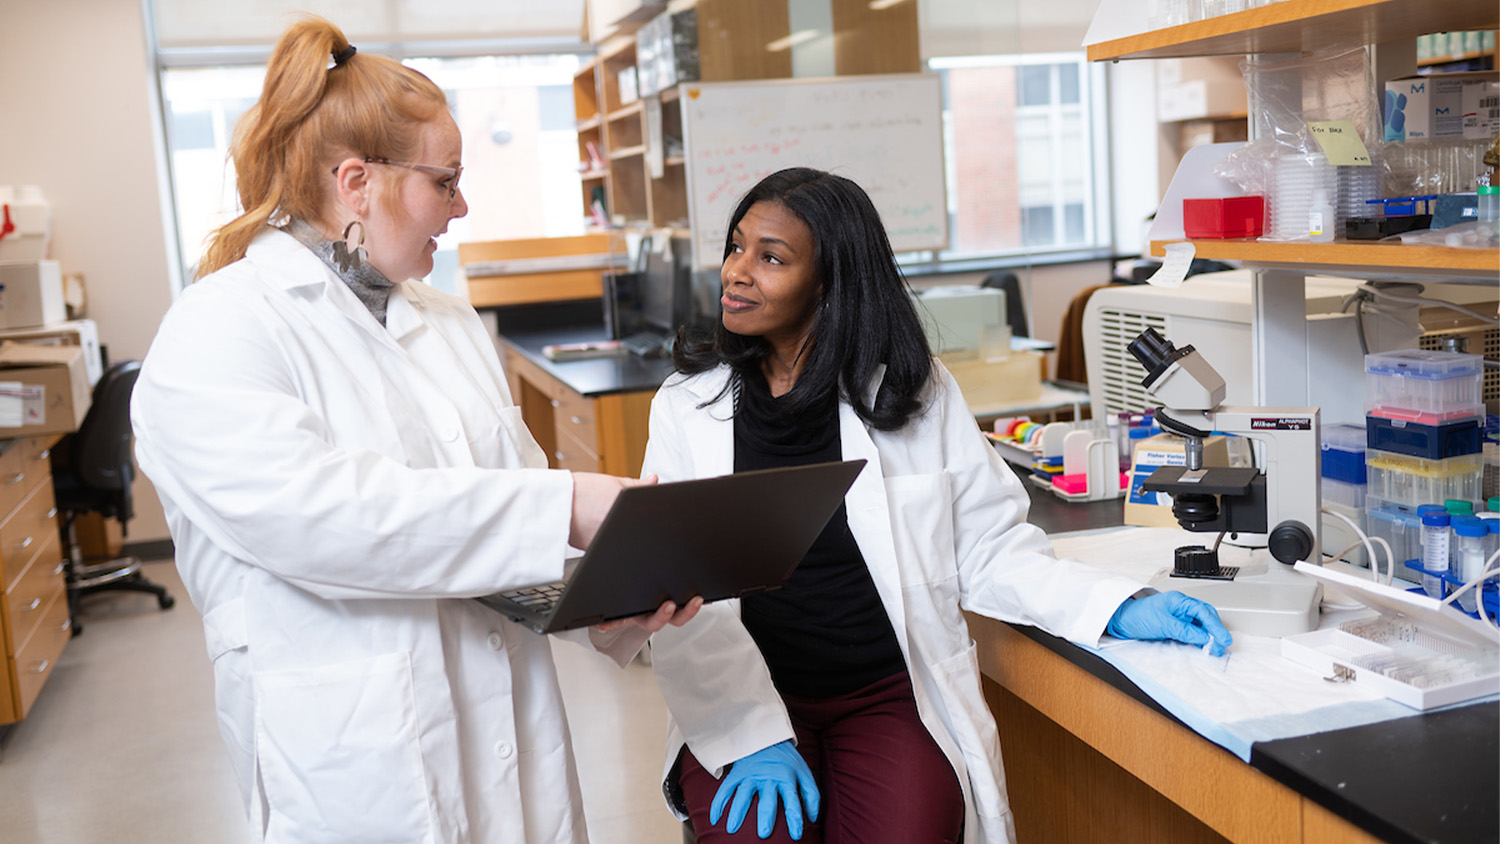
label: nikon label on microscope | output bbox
[1250,417,1313,431]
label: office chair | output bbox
[980,270,1031,340]
[52,359,173,635]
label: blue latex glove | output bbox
[710,740,820,840]
[1107,591,1233,656]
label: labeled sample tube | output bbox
[1452,518,1487,613]
[1420,511,1451,599]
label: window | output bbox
[158,53,586,293]
[926,53,1110,264]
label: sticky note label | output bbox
[1309,120,1372,166]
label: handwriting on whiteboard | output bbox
[683,76,947,269]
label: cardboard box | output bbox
[0,260,67,329]
[1384,71,1500,142]
[1156,57,1246,122]
[1124,433,1230,528]
[0,319,101,385]
[940,350,1043,409]
[0,343,91,437]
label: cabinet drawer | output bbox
[0,436,52,522]
[5,535,64,651]
[554,428,601,473]
[0,478,57,588]
[552,389,598,454]
[11,585,69,719]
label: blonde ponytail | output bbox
[197,16,446,279]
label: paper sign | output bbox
[1147,241,1196,289]
[1309,120,1372,166]
[0,381,25,427]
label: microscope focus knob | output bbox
[1268,521,1314,565]
[1173,545,1220,577]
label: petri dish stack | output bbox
[1336,147,1382,234]
[1268,151,1336,240]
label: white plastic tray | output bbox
[1281,562,1500,710]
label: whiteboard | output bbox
[681,74,947,271]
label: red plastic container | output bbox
[1183,196,1265,238]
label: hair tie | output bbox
[332,45,357,67]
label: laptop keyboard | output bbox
[501,581,566,611]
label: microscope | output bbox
[1127,327,1324,636]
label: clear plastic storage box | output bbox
[1365,496,1420,571]
[1324,477,1367,509]
[1322,423,1369,484]
[1365,350,1484,425]
[1365,449,1484,508]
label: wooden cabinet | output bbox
[501,344,655,478]
[0,435,67,724]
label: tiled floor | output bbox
[0,560,684,844]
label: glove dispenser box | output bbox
[0,261,66,329]
[0,186,51,262]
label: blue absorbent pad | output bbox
[1084,635,1497,762]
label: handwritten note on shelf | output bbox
[681,75,948,270]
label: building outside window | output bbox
[930,52,1109,264]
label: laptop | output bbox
[477,459,867,633]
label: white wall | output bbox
[0,0,176,543]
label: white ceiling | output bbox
[152,0,588,49]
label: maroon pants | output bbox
[676,671,964,844]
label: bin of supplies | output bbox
[1365,349,1484,426]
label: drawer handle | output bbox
[5,472,23,485]
[27,658,49,675]
[58,618,71,634]
[569,415,583,425]
[554,451,566,462]
[15,535,33,552]
[35,448,50,461]
[22,597,40,611]
[550,399,562,408]
[52,562,65,576]
[46,507,57,519]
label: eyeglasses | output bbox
[331,157,463,200]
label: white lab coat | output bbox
[132,228,640,844]
[642,363,1148,844]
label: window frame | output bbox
[906,51,1114,276]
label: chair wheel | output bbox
[159,594,176,610]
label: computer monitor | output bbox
[638,236,678,334]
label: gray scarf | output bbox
[280,217,395,326]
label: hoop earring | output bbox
[333,217,367,273]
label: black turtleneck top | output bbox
[733,367,906,698]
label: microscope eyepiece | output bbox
[1128,327,1201,391]
[1127,327,1176,371]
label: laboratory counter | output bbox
[991,460,1498,844]
[490,305,672,477]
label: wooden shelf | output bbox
[1149,238,1500,279]
[1088,0,1499,61]
[607,102,644,122]
[580,168,609,180]
[609,145,646,160]
[577,114,602,132]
